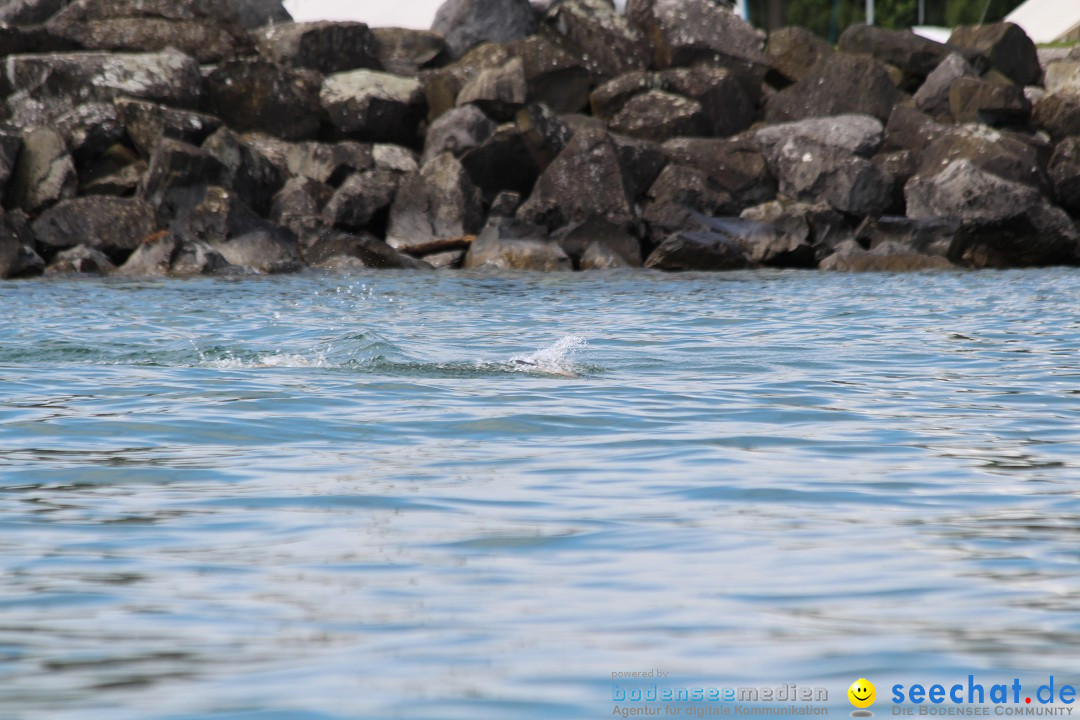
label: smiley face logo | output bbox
[848,678,876,709]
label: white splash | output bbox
[204,352,330,369]
[507,335,587,377]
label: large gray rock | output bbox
[905,159,1080,268]
[5,49,202,128]
[169,185,285,250]
[44,244,116,275]
[203,59,322,141]
[518,124,635,231]
[231,0,291,29]
[386,153,484,253]
[1032,92,1080,142]
[819,238,954,271]
[609,90,705,142]
[285,141,373,186]
[80,144,145,196]
[658,65,754,138]
[255,22,379,74]
[764,52,902,123]
[914,53,977,118]
[305,230,429,269]
[610,133,667,203]
[740,198,854,261]
[115,232,232,277]
[1048,136,1080,216]
[31,196,155,260]
[46,15,238,63]
[855,215,959,258]
[644,228,750,271]
[321,69,426,144]
[456,57,527,120]
[754,114,884,162]
[916,124,1046,191]
[213,230,301,274]
[769,137,893,217]
[371,28,447,76]
[10,127,76,213]
[423,104,496,165]
[432,0,535,59]
[321,168,404,232]
[271,176,333,240]
[696,214,814,268]
[546,0,648,78]
[837,25,979,92]
[948,76,1029,127]
[0,209,44,279]
[459,125,540,202]
[947,22,1039,87]
[115,97,222,159]
[589,71,659,120]
[766,26,834,85]
[202,127,283,216]
[49,102,122,162]
[138,138,229,225]
[463,217,571,271]
[1044,61,1080,99]
[0,0,71,25]
[553,217,642,267]
[661,137,774,210]
[641,162,735,243]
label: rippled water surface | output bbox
[2,269,1080,719]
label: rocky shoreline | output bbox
[1,0,1079,279]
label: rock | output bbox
[202,127,283,216]
[695,214,815,268]
[1044,61,1080,99]
[642,163,735,243]
[44,244,116,275]
[659,65,754,138]
[271,176,333,240]
[1049,136,1080,216]
[661,137,774,210]
[0,128,22,195]
[766,26,833,85]
[31,196,155,261]
[463,217,571,271]
[321,168,403,232]
[0,209,44,279]
[518,125,634,231]
[114,97,222,159]
[871,149,917,214]
[913,53,977,118]
[373,144,420,173]
[553,217,642,266]
[917,124,1046,191]
[855,215,959,258]
[905,159,1080,268]
[81,148,146,197]
[754,114,884,162]
[138,138,229,225]
[770,137,893,217]
[432,0,534,59]
[948,76,1029,126]
[546,0,648,78]
[169,239,234,277]
[882,103,949,154]
[285,141,373,186]
[644,228,750,271]
[386,153,484,253]
[589,71,658,120]
[10,127,76,213]
[740,198,854,261]
[1032,92,1080,142]
[609,90,705,142]
[947,22,1039,88]
[47,16,238,63]
[5,49,203,129]
[170,185,288,249]
[515,103,572,171]
[765,52,902,123]
[837,25,975,92]
[819,238,954,271]
[305,229,429,269]
[580,240,632,269]
[627,0,767,78]
[212,230,301,274]
[423,105,496,165]
[0,0,70,25]
[50,102,122,163]
[232,0,291,29]
[371,28,447,76]
[114,232,177,276]
[460,125,540,203]
[203,59,323,141]
[255,21,379,74]
[610,133,667,202]
[489,190,521,218]
[422,249,466,269]
[321,69,426,144]
[456,57,527,120]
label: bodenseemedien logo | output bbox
[849,678,876,717]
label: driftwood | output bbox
[401,235,476,257]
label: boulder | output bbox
[580,240,633,270]
[948,76,1029,126]
[50,102,123,163]
[766,26,834,85]
[661,137,774,210]
[373,143,420,174]
[754,114,884,162]
[212,230,301,274]
[114,97,222,159]
[203,59,323,141]
[456,56,527,120]
[609,90,705,142]
[770,137,893,217]
[463,217,571,271]
[515,103,572,171]
[386,153,484,253]
[871,148,917,214]
[694,214,815,268]
[138,138,229,225]
[644,228,750,271]
[432,0,535,59]
[81,146,146,197]
[371,28,447,76]
[882,103,949,154]
[255,22,379,74]
[423,104,496,164]
[916,124,1046,191]
[740,198,854,261]
[0,209,44,279]
[546,0,649,78]
[201,127,284,216]
[305,229,429,269]
[169,185,288,249]
[913,53,978,118]
[168,239,234,277]
[232,0,291,29]
[855,215,959,258]
[947,22,1039,87]
[905,159,1080,268]
[837,25,977,92]
[626,0,767,78]
[518,125,635,231]
[642,163,735,243]
[271,176,334,240]
[114,232,178,276]
[1044,61,1080,99]
[553,217,642,267]
[321,168,403,232]
[1032,92,1080,142]
[9,127,76,214]
[31,196,155,261]
[819,238,954,271]
[5,49,202,128]
[0,0,70,25]
[764,52,902,123]
[590,71,659,120]
[658,65,754,138]
[46,16,238,63]
[321,69,426,144]
[44,244,116,275]
[610,133,667,202]
[285,141,373,186]
[1049,136,1080,216]
[459,120,541,203]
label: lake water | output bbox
[2,269,1079,719]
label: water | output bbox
[2,269,1080,719]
